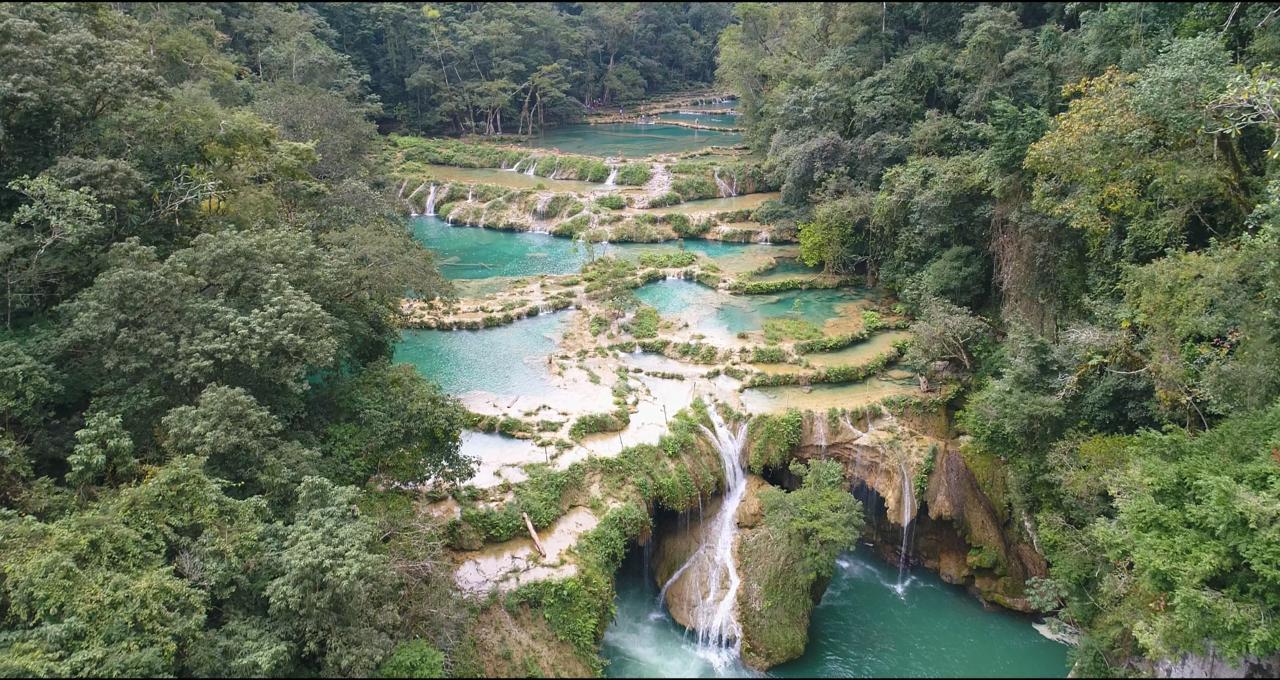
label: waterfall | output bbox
[525,158,538,176]
[713,168,737,198]
[605,164,619,187]
[895,462,915,594]
[424,184,438,216]
[467,187,474,203]
[535,194,553,219]
[691,408,749,666]
[813,414,829,455]
[509,158,523,173]
[396,178,408,199]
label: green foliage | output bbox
[747,410,804,473]
[960,383,1066,461]
[1124,228,1280,422]
[67,410,138,489]
[265,478,400,676]
[593,194,626,210]
[732,277,844,295]
[671,175,718,201]
[637,251,697,269]
[568,409,630,439]
[614,163,652,186]
[748,345,789,364]
[762,318,823,344]
[0,457,264,677]
[737,459,862,668]
[0,5,471,675]
[321,363,471,486]
[904,245,988,309]
[797,194,872,274]
[646,191,684,208]
[377,640,445,678]
[1041,401,1280,666]
[624,305,660,339]
[903,296,988,372]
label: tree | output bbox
[797,193,872,274]
[160,385,319,503]
[904,296,989,372]
[265,477,400,676]
[66,410,137,490]
[1,176,106,329]
[322,363,471,487]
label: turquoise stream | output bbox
[601,547,1070,678]
[524,123,741,156]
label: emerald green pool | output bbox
[632,279,866,340]
[600,547,1070,678]
[411,216,779,280]
[524,123,741,157]
[393,311,570,397]
[412,216,590,279]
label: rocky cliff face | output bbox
[649,406,1050,673]
[1146,650,1280,678]
[652,498,721,631]
[791,409,1045,612]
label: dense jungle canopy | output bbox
[1,2,1278,678]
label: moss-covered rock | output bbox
[735,461,861,670]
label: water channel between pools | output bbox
[397,122,1070,675]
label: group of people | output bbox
[584,97,624,114]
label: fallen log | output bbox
[523,512,547,557]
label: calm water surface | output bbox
[601,547,1070,678]
[525,123,741,157]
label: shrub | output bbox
[762,318,823,343]
[378,641,445,678]
[646,191,684,208]
[625,305,660,339]
[615,163,651,185]
[594,194,626,210]
[672,175,717,200]
[637,251,696,268]
[747,409,805,473]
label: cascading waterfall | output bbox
[424,184,438,216]
[813,413,829,455]
[605,164,619,186]
[525,158,539,176]
[467,187,474,202]
[895,462,915,594]
[713,168,737,198]
[686,408,749,667]
[535,193,553,219]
